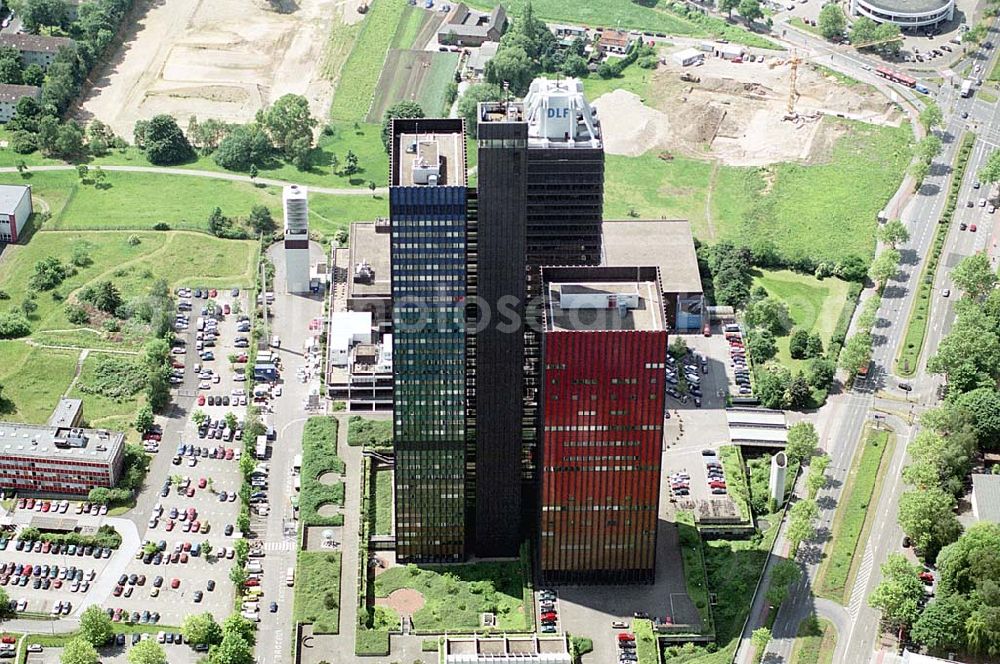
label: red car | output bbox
[971,224,978,232]
[172,360,185,369]
[225,449,234,460]
[208,289,217,298]
[3,635,16,644]
[197,394,206,406]
[171,578,180,589]
[541,612,557,621]
[244,579,260,587]
[41,502,50,513]
[618,633,635,643]
[919,571,934,585]
[709,481,727,489]
[198,478,207,489]
[113,585,123,597]
[165,521,175,532]
[235,354,248,363]
[143,432,162,441]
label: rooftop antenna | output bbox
[502,80,510,111]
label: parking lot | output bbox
[24,637,201,664]
[104,287,251,626]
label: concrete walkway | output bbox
[0,165,388,196]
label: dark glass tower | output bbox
[389,118,470,562]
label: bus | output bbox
[961,79,973,98]
[875,66,916,88]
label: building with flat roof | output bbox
[0,34,74,68]
[0,423,125,495]
[850,0,953,27]
[602,220,705,332]
[0,184,31,244]
[538,266,666,584]
[346,221,391,328]
[46,399,84,429]
[390,117,470,562]
[437,3,507,46]
[0,84,41,123]
[972,474,1000,522]
[444,635,571,664]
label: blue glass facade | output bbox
[390,184,469,561]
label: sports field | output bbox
[368,49,460,121]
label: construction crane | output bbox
[768,50,804,119]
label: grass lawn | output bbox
[300,417,346,527]
[790,615,836,664]
[66,351,146,434]
[293,550,342,634]
[391,5,431,49]
[308,192,388,241]
[330,0,407,123]
[748,453,799,515]
[753,269,850,369]
[374,468,392,536]
[0,230,256,346]
[320,11,363,86]
[604,153,714,224]
[718,446,751,522]
[374,561,527,631]
[347,416,393,447]
[634,619,659,664]
[417,52,461,116]
[979,89,998,104]
[787,16,822,37]
[581,62,658,102]
[0,341,78,424]
[713,119,912,268]
[815,428,893,603]
[676,513,714,632]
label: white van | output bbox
[286,567,295,587]
[240,611,261,623]
[246,561,263,574]
[292,454,302,475]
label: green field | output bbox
[293,550,343,634]
[330,0,408,122]
[374,468,392,536]
[634,619,659,664]
[0,341,78,424]
[368,49,459,121]
[308,192,388,240]
[391,4,432,49]
[719,446,750,522]
[790,616,836,664]
[604,153,715,224]
[581,63,660,102]
[0,231,256,345]
[816,428,893,603]
[347,416,393,447]
[374,561,527,631]
[65,352,146,433]
[753,270,851,368]
[676,513,714,632]
[300,417,346,527]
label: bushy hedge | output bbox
[355,628,389,656]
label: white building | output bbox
[715,43,746,60]
[850,0,953,28]
[672,47,705,67]
[0,34,74,69]
[329,311,373,367]
[0,184,32,244]
[283,185,310,293]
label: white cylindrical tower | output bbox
[283,185,310,293]
[769,451,788,506]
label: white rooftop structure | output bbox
[522,77,602,149]
[283,185,309,234]
[726,408,787,427]
[329,311,373,366]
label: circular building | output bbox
[849,0,954,28]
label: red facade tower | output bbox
[538,266,667,584]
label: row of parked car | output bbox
[617,631,637,663]
[665,353,706,407]
[15,498,108,516]
[704,450,728,496]
[725,325,752,397]
[539,589,558,633]
[0,561,94,594]
[12,538,112,559]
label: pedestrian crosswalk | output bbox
[848,542,875,619]
[261,541,295,552]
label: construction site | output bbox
[592,46,906,167]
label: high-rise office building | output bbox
[283,185,310,293]
[473,78,605,557]
[389,118,470,562]
[538,266,666,584]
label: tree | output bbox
[750,627,772,655]
[213,124,273,171]
[879,219,910,249]
[744,297,791,335]
[766,560,801,607]
[201,540,213,557]
[15,160,27,177]
[0,57,22,85]
[77,164,89,183]
[981,149,1000,185]
[785,372,812,409]
[788,499,819,552]
[806,356,835,390]
[222,613,257,646]
[142,115,194,166]
[561,54,589,77]
[902,429,973,497]
[786,422,819,464]
[936,522,1000,597]
[485,46,535,95]
[247,205,276,236]
[457,83,504,128]
[248,164,258,182]
[380,100,425,152]
[343,150,359,176]
[22,62,43,87]
[719,0,740,18]
[669,336,688,360]
[756,366,791,409]
[868,553,924,629]
[912,594,970,652]
[128,639,167,664]
[20,297,36,317]
[955,388,1000,450]
[369,180,377,197]
[0,312,31,339]
[182,612,223,646]
[951,253,998,300]
[71,240,92,268]
[257,94,316,159]
[789,328,809,359]
[919,101,943,132]
[898,487,962,561]
[869,248,900,288]
[916,135,943,164]
[747,327,777,364]
[79,604,114,646]
[60,638,99,664]
[738,0,763,24]
[134,404,154,434]
[807,454,830,498]
[52,121,85,158]
[818,3,846,39]
[209,633,254,664]
[15,0,70,33]
[850,15,878,45]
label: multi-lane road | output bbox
[735,18,1000,664]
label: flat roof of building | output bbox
[726,408,786,427]
[393,131,466,187]
[444,635,571,663]
[0,423,123,463]
[0,184,30,215]
[478,78,602,149]
[348,222,391,298]
[602,220,703,294]
[545,279,663,332]
[46,398,83,428]
[858,0,951,14]
[973,474,1000,522]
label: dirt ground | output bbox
[376,588,426,613]
[593,51,905,167]
[77,0,359,136]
